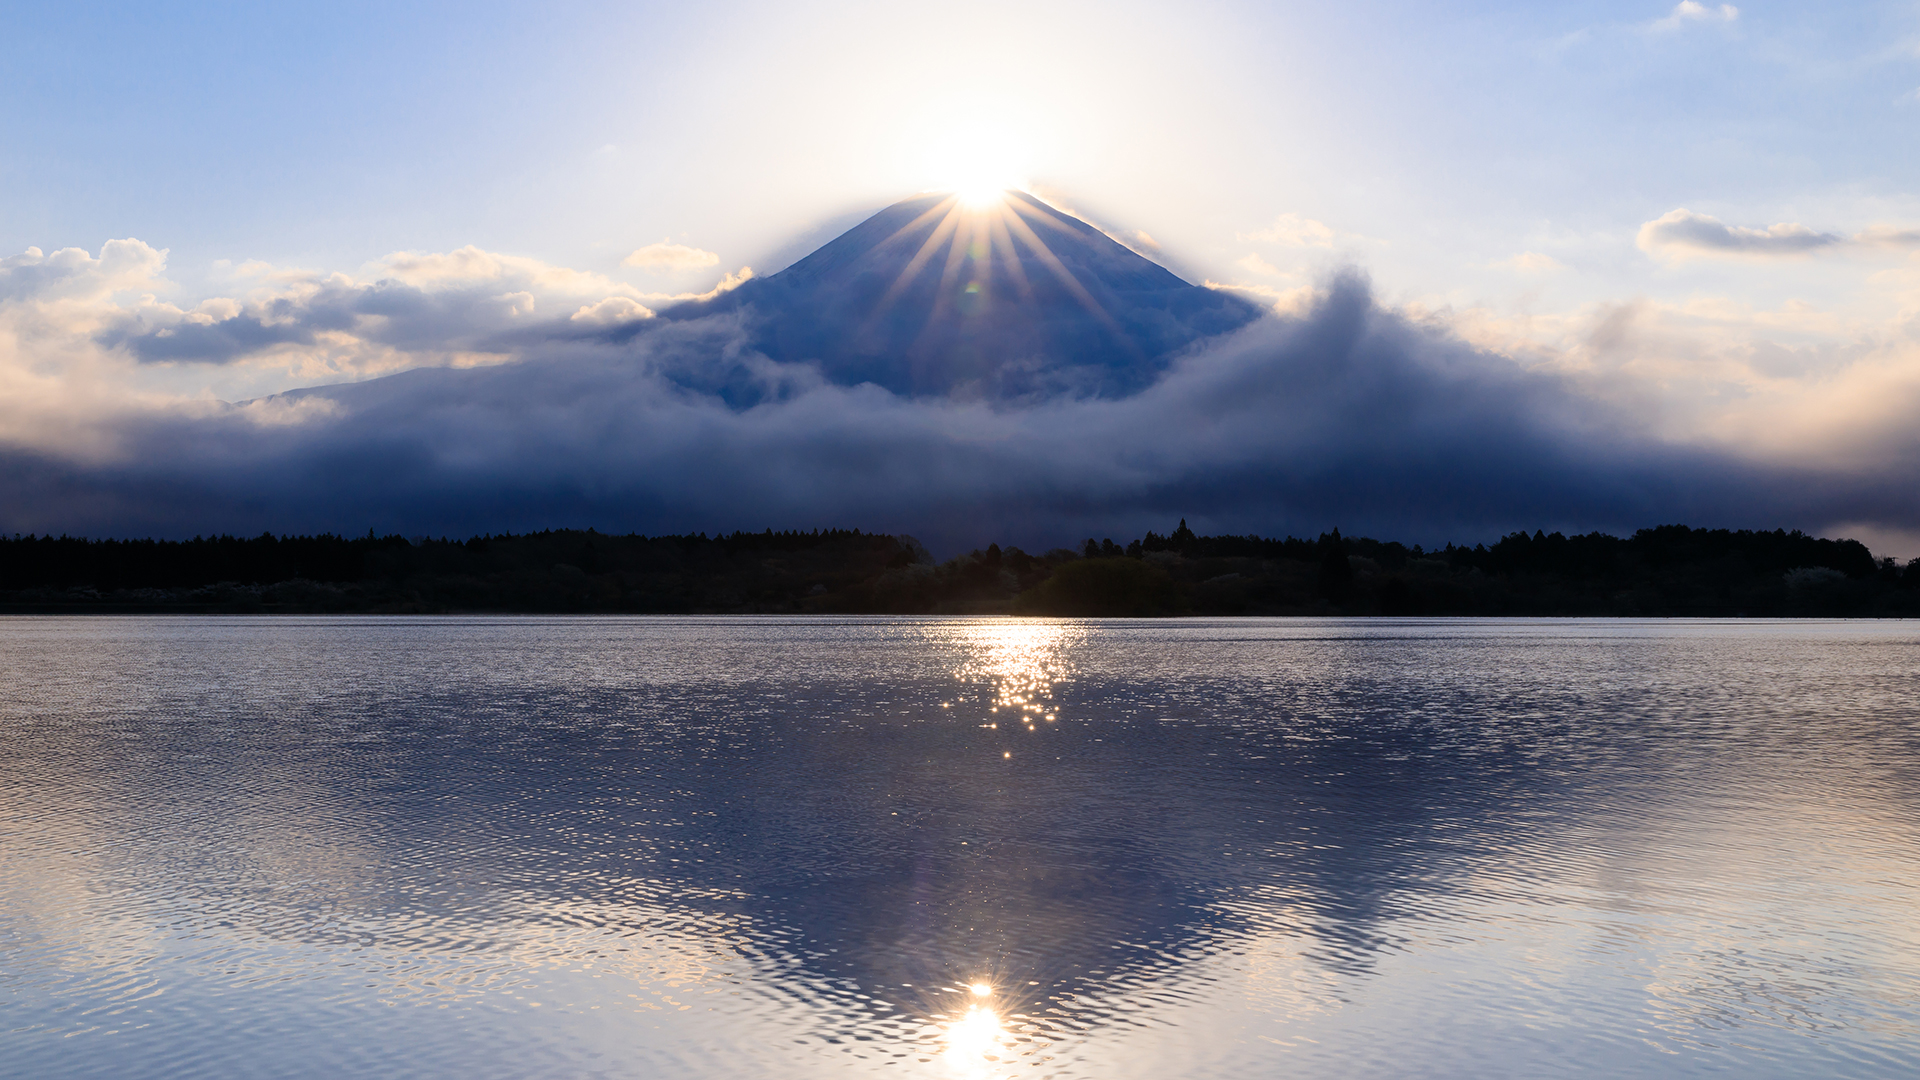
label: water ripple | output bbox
[2,616,1917,1078]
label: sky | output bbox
[4,1,1920,554]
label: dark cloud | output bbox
[5,273,1916,554]
[1632,208,1920,259]
[1637,209,1838,257]
[110,312,319,363]
[102,276,543,364]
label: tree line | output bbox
[1,521,1913,616]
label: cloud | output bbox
[1638,209,1840,259]
[0,239,170,303]
[1107,229,1162,257]
[1238,214,1385,255]
[5,271,1918,556]
[0,240,741,454]
[623,241,721,271]
[1855,225,1920,247]
[83,245,684,379]
[0,239,191,461]
[1426,284,1920,486]
[0,237,762,438]
[7,234,1920,555]
[1649,2,1738,32]
[1201,280,1316,315]
[1494,252,1566,274]
[1637,209,1920,260]
[1235,253,1287,278]
[569,296,656,326]
[644,266,755,305]
[1240,213,1338,248]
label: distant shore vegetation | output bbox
[4,521,1916,617]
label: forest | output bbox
[2,520,1915,617]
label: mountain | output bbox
[661,190,1262,401]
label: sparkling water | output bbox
[4,617,1916,1078]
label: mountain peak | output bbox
[667,191,1260,401]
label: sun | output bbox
[954,181,1010,209]
[939,153,1022,209]
[917,115,1029,210]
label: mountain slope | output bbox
[665,190,1261,400]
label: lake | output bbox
[3,616,1916,1078]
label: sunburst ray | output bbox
[999,197,1133,348]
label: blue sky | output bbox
[4,1,1920,551]
[9,2,1915,295]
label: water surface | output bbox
[3,617,1917,1078]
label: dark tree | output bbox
[1318,528,1353,601]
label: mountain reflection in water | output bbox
[2,616,1917,1079]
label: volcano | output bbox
[663,190,1262,400]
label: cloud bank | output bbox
[5,234,1920,554]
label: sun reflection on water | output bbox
[948,620,1080,721]
[942,1002,1006,1073]
[931,981,1036,1078]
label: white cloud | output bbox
[638,267,756,305]
[1202,279,1316,316]
[1105,228,1162,258]
[1855,225,1920,248]
[1494,251,1566,274]
[1432,283,1920,476]
[1237,213,1385,252]
[1239,213,1337,248]
[0,239,170,303]
[0,240,182,460]
[376,245,512,286]
[1650,2,1739,32]
[623,241,721,272]
[1235,253,1286,277]
[570,296,655,326]
[374,245,647,297]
